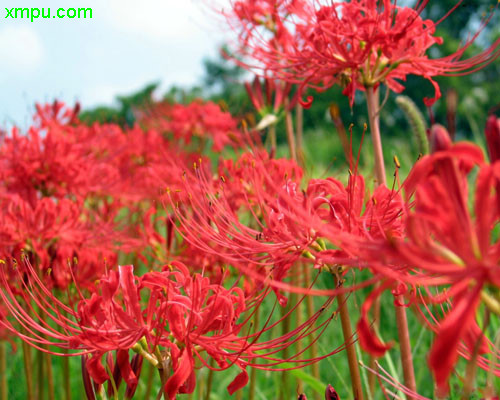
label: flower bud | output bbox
[485,114,500,163]
[325,384,340,400]
[125,355,144,399]
[430,124,452,153]
[81,355,96,400]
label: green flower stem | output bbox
[463,310,490,398]
[37,345,44,400]
[143,362,155,400]
[204,360,214,400]
[304,265,320,398]
[395,299,417,399]
[365,85,385,398]
[0,342,7,400]
[296,104,305,166]
[365,86,417,398]
[334,273,364,400]
[45,352,55,400]
[285,109,297,162]
[21,339,35,400]
[62,347,71,400]
[249,305,261,400]
[268,125,277,152]
[365,86,386,186]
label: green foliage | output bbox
[80,82,159,127]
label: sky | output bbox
[0,0,230,127]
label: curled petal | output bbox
[357,282,393,357]
[117,349,137,387]
[428,284,483,393]
[227,369,249,395]
[165,350,194,400]
[86,352,109,385]
[299,95,314,109]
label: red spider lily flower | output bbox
[2,257,349,398]
[166,153,307,270]
[137,99,242,152]
[0,101,198,206]
[91,124,197,203]
[168,149,403,303]
[226,0,500,107]
[356,138,500,393]
[166,152,328,302]
[34,100,80,127]
[0,194,121,290]
[245,75,300,129]
[0,260,258,398]
[0,104,121,204]
[0,263,154,376]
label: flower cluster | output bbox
[1,2,500,399]
[226,0,500,106]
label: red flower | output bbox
[0,194,119,290]
[227,0,500,106]
[0,104,121,204]
[359,137,500,393]
[0,260,256,398]
[138,99,242,152]
[244,75,300,130]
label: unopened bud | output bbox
[298,394,308,400]
[430,124,452,153]
[81,355,97,400]
[325,384,340,400]
[125,355,144,399]
[485,114,500,163]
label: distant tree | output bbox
[80,82,159,126]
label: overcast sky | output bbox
[0,0,229,127]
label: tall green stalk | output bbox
[21,339,35,400]
[365,86,417,399]
[334,272,364,400]
[0,342,7,400]
[249,305,261,400]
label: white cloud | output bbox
[0,26,44,71]
[102,0,216,41]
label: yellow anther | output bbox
[393,155,401,169]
